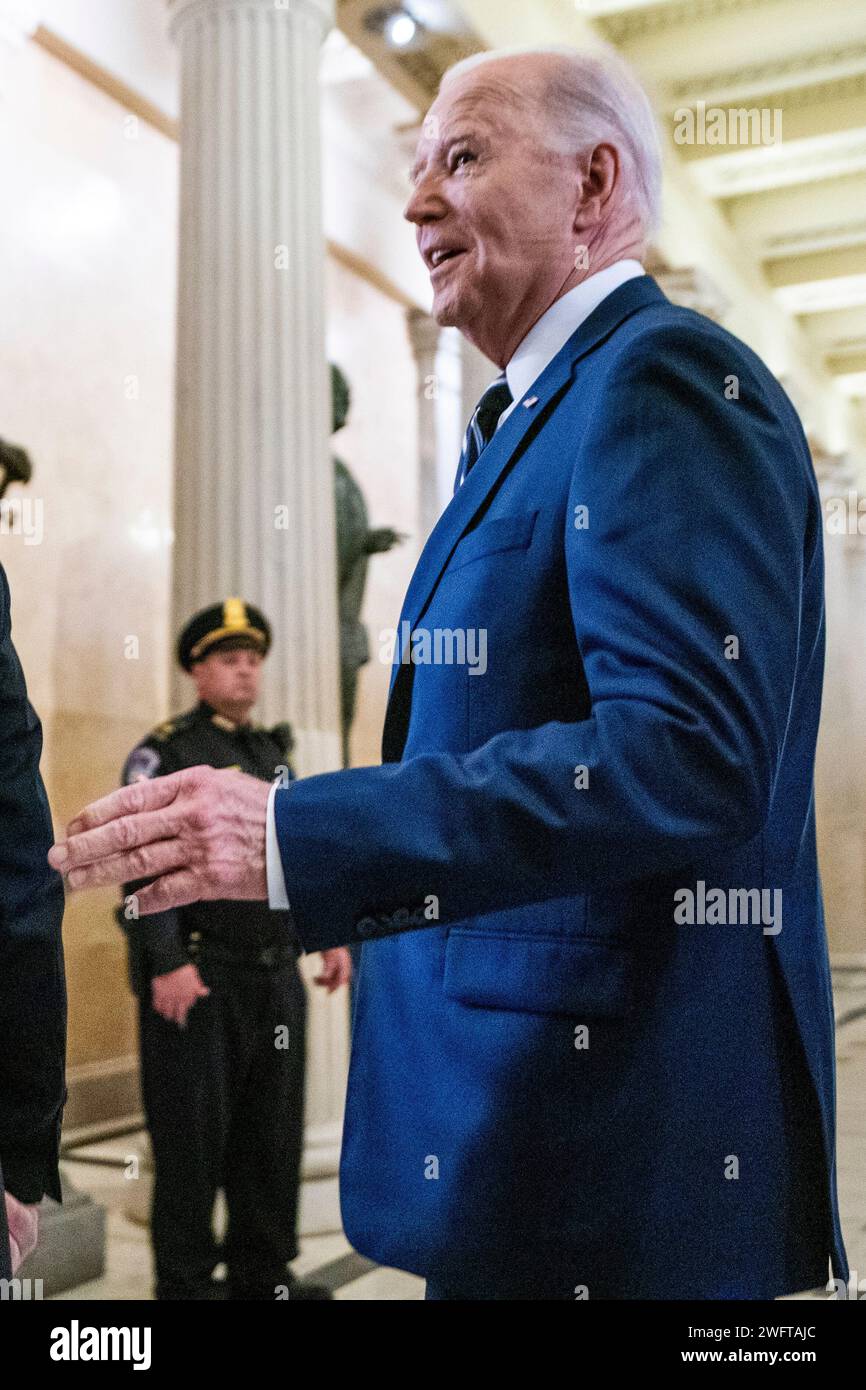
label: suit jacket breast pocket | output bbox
[443,929,636,1019]
[446,511,538,574]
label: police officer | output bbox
[120,598,351,1300]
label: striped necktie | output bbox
[453,373,513,493]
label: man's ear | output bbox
[572,143,619,233]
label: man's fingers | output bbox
[157,993,183,1026]
[68,771,188,837]
[49,765,212,868]
[134,870,203,915]
[65,837,189,891]
[51,804,185,875]
[316,966,341,993]
[316,951,352,991]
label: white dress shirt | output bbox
[499,258,645,426]
[265,258,645,910]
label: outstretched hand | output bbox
[48,765,271,914]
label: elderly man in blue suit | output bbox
[52,45,847,1300]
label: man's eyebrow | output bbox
[445,129,484,148]
[409,129,486,182]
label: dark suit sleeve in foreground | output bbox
[275,326,813,953]
[0,565,66,1202]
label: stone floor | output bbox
[49,1153,425,1301]
[50,965,866,1302]
[828,963,866,1290]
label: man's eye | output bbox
[450,149,476,171]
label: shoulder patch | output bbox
[124,745,162,783]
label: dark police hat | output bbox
[177,598,272,671]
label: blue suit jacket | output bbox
[276,276,847,1298]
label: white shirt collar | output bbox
[500,259,645,423]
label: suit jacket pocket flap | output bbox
[443,930,634,1018]
[447,511,538,573]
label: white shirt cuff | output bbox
[266,781,290,910]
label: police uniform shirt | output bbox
[121,702,297,980]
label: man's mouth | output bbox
[429,247,466,273]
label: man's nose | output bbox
[404,172,446,226]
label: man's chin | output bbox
[431,300,458,328]
[430,289,470,331]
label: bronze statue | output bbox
[331,364,404,767]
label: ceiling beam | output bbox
[726,172,866,248]
[827,350,866,375]
[667,43,866,109]
[674,76,866,162]
[801,304,866,349]
[765,243,866,289]
[609,0,866,88]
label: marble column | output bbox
[408,310,458,534]
[407,309,496,534]
[168,0,348,1191]
[812,444,866,961]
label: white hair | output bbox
[441,44,662,239]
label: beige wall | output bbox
[0,41,178,1096]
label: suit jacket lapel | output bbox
[382,275,665,759]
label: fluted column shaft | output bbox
[168,0,347,1191]
[814,449,866,959]
[407,309,497,533]
[169,0,339,758]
